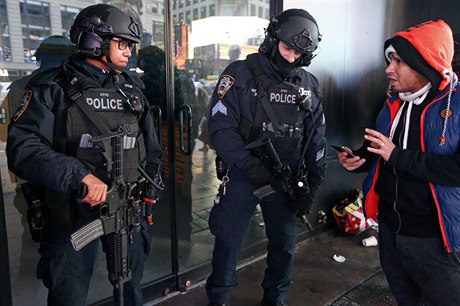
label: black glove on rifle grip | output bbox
[236,156,274,185]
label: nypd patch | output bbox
[217,75,235,98]
[13,90,33,122]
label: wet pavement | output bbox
[146,227,397,306]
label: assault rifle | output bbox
[245,137,313,230]
[70,125,163,306]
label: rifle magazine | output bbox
[253,184,276,199]
[70,219,104,251]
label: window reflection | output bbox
[20,0,51,63]
[0,0,11,63]
[0,1,270,305]
[61,6,79,37]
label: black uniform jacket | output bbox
[208,52,326,189]
[7,56,162,194]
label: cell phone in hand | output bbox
[331,145,355,157]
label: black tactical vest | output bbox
[69,87,144,183]
[243,54,306,160]
[55,71,145,184]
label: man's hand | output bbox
[364,128,395,162]
[337,148,366,171]
[81,174,108,207]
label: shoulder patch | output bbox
[13,90,33,122]
[211,100,227,117]
[217,75,235,98]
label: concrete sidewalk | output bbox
[147,227,397,306]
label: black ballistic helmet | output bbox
[70,4,141,58]
[260,9,322,66]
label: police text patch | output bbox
[84,91,124,112]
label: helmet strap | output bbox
[300,53,315,67]
[102,37,111,59]
[100,58,124,74]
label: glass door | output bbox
[0,1,176,305]
[0,0,274,304]
[170,0,272,287]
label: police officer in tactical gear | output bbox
[7,4,162,306]
[206,9,326,306]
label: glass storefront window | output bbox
[20,0,51,63]
[61,6,80,38]
[0,1,271,305]
[0,0,11,63]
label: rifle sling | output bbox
[244,54,281,133]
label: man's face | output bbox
[278,41,302,63]
[385,52,429,93]
[103,36,135,72]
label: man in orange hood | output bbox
[338,20,460,305]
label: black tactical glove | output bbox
[289,175,322,229]
[288,193,313,214]
[142,163,165,225]
[286,192,313,230]
[236,156,274,185]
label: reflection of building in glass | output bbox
[1,0,86,79]
[61,6,80,37]
[173,0,269,22]
[189,16,265,79]
[0,0,164,79]
[21,0,51,62]
[193,43,258,79]
[140,1,165,47]
[0,0,11,63]
[0,0,267,80]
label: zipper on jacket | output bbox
[391,166,402,234]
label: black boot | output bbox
[261,298,289,306]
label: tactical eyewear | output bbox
[111,37,135,52]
